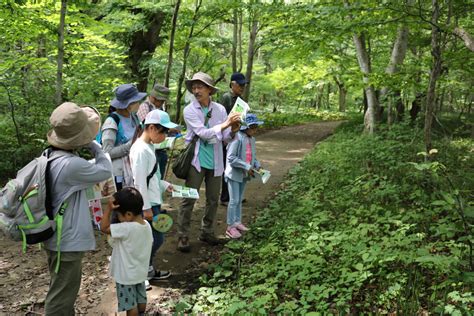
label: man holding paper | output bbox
[177,72,241,252]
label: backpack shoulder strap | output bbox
[109,112,121,126]
[44,148,71,220]
[146,161,158,188]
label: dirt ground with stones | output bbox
[0,121,342,315]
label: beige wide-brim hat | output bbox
[185,72,218,95]
[47,102,101,150]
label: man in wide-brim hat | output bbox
[44,102,112,314]
[176,72,241,252]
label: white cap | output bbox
[144,110,178,129]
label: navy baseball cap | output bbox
[230,73,249,85]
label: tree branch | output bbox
[453,27,474,52]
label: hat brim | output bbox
[234,79,249,85]
[161,121,179,129]
[111,92,147,109]
[185,79,218,95]
[153,95,168,101]
[240,121,264,130]
[150,91,169,101]
[47,107,101,150]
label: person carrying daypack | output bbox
[42,102,112,314]
[100,83,146,190]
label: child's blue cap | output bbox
[241,113,264,130]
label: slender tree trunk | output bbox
[175,0,201,122]
[334,78,347,112]
[325,83,331,109]
[353,32,377,134]
[424,0,442,154]
[316,84,325,109]
[382,25,409,124]
[164,0,181,89]
[0,83,21,145]
[232,9,238,73]
[243,18,258,101]
[238,11,243,72]
[55,0,67,106]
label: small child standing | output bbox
[129,109,178,282]
[224,113,264,239]
[100,187,153,316]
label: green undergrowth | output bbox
[187,120,474,314]
[255,108,350,129]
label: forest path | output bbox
[0,120,342,315]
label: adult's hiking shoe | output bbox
[198,233,226,246]
[177,236,191,253]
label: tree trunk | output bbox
[325,83,331,109]
[315,84,325,109]
[424,0,442,154]
[381,25,409,124]
[0,83,22,145]
[231,9,238,73]
[164,0,181,89]
[175,0,202,123]
[55,0,67,106]
[128,11,165,91]
[238,11,243,72]
[353,32,377,134]
[334,79,347,112]
[243,18,258,101]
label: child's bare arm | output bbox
[100,198,117,234]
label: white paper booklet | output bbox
[86,177,116,202]
[254,168,271,184]
[231,97,250,123]
[172,185,200,199]
[154,137,177,150]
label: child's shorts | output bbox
[116,281,147,312]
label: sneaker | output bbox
[226,226,242,239]
[177,236,191,253]
[148,269,171,280]
[198,233,224,246]
[235,223,249,232]
[145,280,152,291]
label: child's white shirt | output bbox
[109,221,153,285]
[130,138,170,209]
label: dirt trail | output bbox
[0,121,342,315]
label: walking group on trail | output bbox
[0,71,266,315]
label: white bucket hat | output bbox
[47,102,101,150]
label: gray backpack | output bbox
[0,148,68,272]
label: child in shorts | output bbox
[101,187,153,315]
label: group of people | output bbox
[41,71,264,315]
